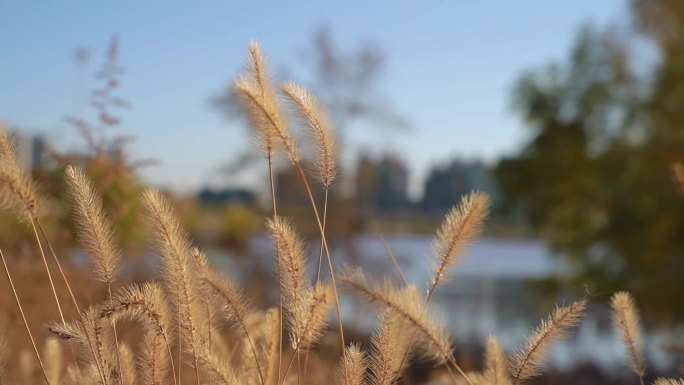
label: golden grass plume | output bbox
[0,161,39,222]
[65,165,121,283]
[233,42,297,161]
[282,81,337,187]
[341,343,368,385]
[100,282,173,343]
[611,291,645,381]
[431,191,490,292]
[369,310,411,385]
[509,299,587,385]
[654,379,684,385]
[339,267,451,365]
[141,189,208,383]
[483,335,510,385]
[0,124,16,163]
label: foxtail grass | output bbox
[611,291,645,385]
[509,299,587,385]
[0,42,637,385]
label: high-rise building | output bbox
[13,131,48,171]
[355,154,409,213]
[422,159,498,213]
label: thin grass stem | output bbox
[35,221,106,385]
[0,248,51,385]
[379,234,408,286]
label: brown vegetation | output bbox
[0,42,667,385]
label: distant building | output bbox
[422,159,498,213]
[13,131,48,171]
[355,154,409,213]
[274,165,311,208]
[197,188,256,206]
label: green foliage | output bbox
[495,4,684,320]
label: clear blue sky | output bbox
[0,1,627,197]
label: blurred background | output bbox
[3,0,684,383]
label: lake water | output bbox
[205,234,675,373]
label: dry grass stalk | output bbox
[100,283,173,343]
[245,42,296,162]
[430,191,489,298]
[235,43,292,385]
[234,76,277,157]
[483,335,510,385]
[66,165,124,382]
[0,124,39,220]
[50,307,117,385]
[82,307,118,385]
[0,41,616,385]
[190,247,217,359]
[294,283,334,352]
[118,343,136,385]
[0,162,39,222]
[44,338,62,385]
[239,335,261,385]
[191,246,210,276]
[0,124,16,163]
[142,189,208,385]
[0,328,6,383]
[100,282,176,385]
[140,334,169,385]
[282,81,337,188]
[266,216,308,336]
[611,292,645,384]
[198,348,242,385]
[235,43,349,381]
[654,379,684,385]
[369,311,411,385]
[201,267,265,385]
[1,248,51,385]
[340,344,367,385]
[248,41,270,101]
[241,309,280,385]
[259,308,281,385]
[0,127,84,378]
[65,364,85,385]
[339,268,451,365]
[202,269,251,336]
[281,80,339,382]
[509,299,587,385]
[65,165,121,284]
[277,283,334,384]
[233,44,295,161]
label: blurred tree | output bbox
[495,1,684,321]
[50,36,149,249]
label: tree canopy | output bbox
[496,0,684,320]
